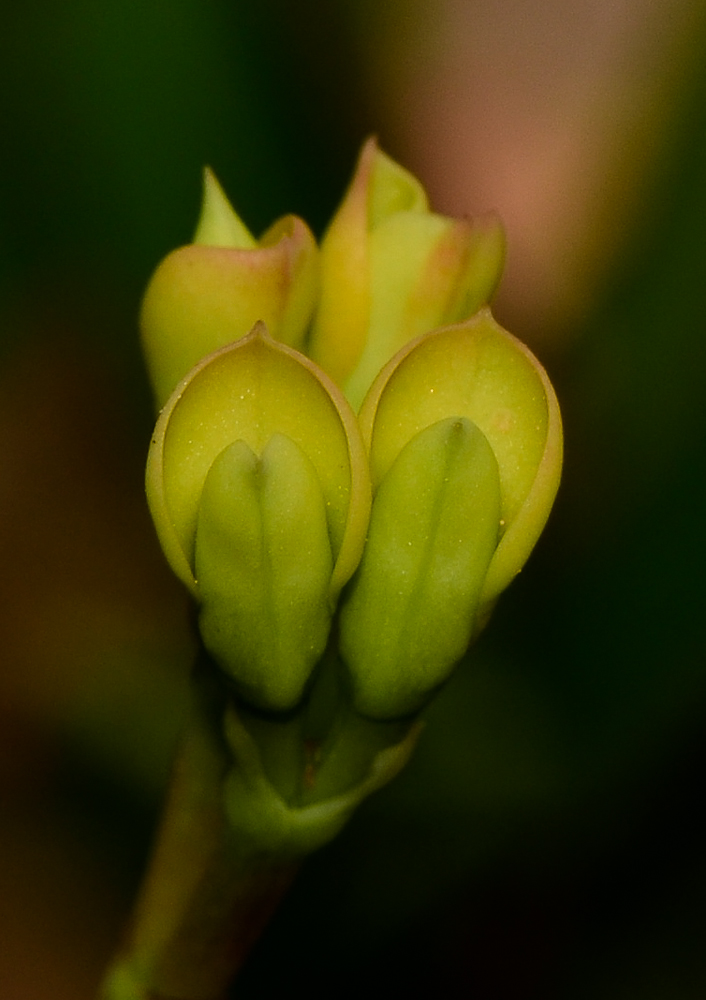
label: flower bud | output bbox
[339,417,501,719]
[140,168,319,407]
[195,434,333,712]
[146,324,370,711]
[340,308,562,719]
[308,137,505,410]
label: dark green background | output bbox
[1,3,706,997]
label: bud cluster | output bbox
[143,138,562,722]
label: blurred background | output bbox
[2,1,706,996]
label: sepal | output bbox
[222,705,422,855]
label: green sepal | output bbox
[340,416,501,720]
[195,434,333,713]
[221,705,422,856]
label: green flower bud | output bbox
[146,324,370,711]
[140,168,319,407]
[195,434,333,712]
[308,137,505,410]
[339,417,502,719]
[340,308,562,719]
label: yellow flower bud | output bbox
[146,324,370,710]
[308,137,505,410]
[140,168,319,407]
[360,309,562,610]
[140,142,561,731]
[340,308,562,718]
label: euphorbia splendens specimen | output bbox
[100,137,562,1000]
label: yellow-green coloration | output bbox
[308,137,505,410]
[221,706,422,855]
[105,136,565,1000]
[141,168,319,408]
[142,139,561,726]
[195,434,334,712]
[193,167,257,248]
[146,325,371,610]
[359,310,563,615]
[340,417,502,720]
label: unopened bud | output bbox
[196,434,333,712]
[340,416,501,719]
[141,169,319,407]
[308,137,505,409]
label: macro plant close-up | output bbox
[2,2,706,999]
[97,138,561,999]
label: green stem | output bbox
[99,655,422,1000]
[99,670,298,1000]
